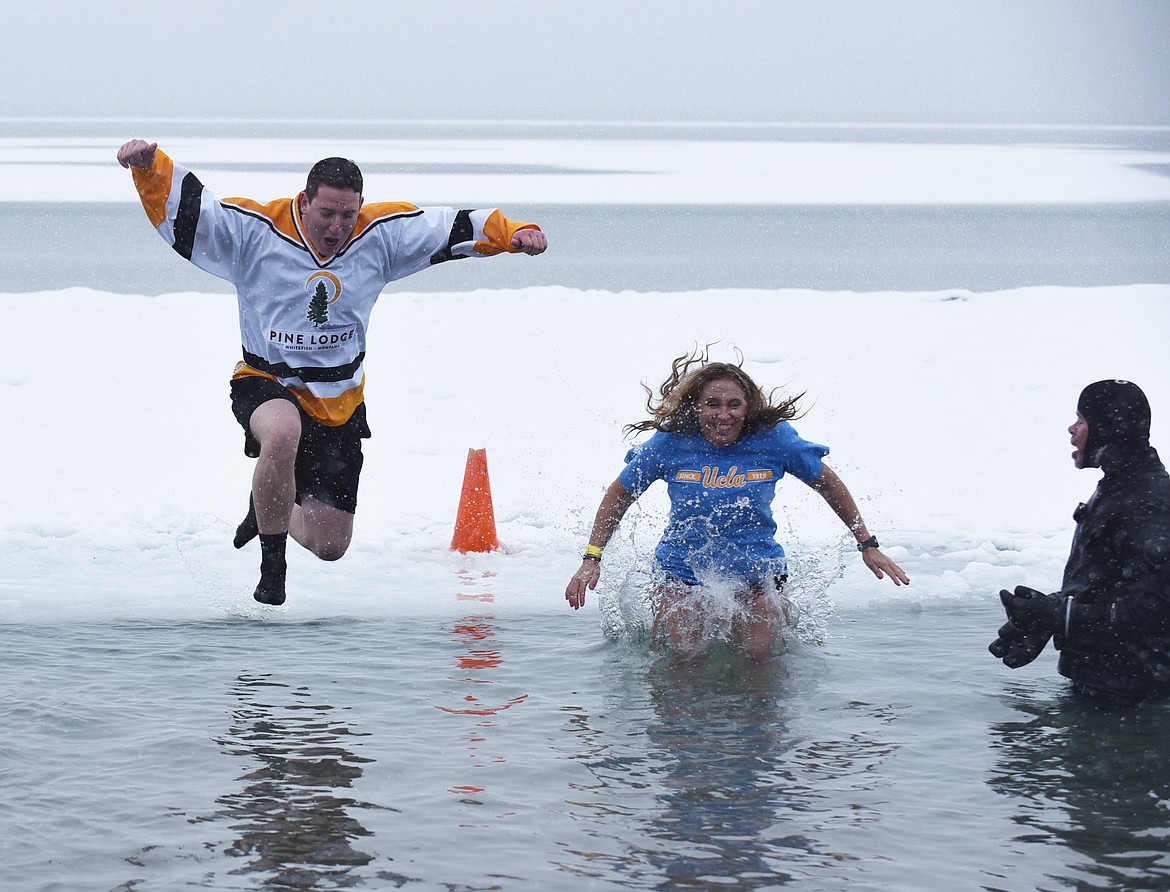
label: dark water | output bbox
[8,201,1170,295]
[3,603,1169,891]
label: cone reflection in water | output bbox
[451,448,499,553]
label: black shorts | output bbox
[654,573,788,600]
[229,376,371,515]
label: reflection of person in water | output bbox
[213,673,386,886]
[990,380,1170,702]
[989,692,1170,888]
[560,657,898,885]
[639,664,801,884]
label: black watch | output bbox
[857,536,880,552]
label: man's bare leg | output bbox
[235,400,357,602]
[246,400,302,605]
[291,496,353,561]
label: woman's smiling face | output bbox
[697,378,747,448]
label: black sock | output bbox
[233,496,258,549]
[253,533,288,606]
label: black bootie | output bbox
[253,533,288,606]
[233,496,258,549]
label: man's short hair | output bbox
[305,157,363,201]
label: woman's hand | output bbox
[565,480,634,610]
[862,547,910,586]
[565,560,602,610]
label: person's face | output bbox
[1069,411,1090,468]
[697,379,748,448]
[299,185,363,257]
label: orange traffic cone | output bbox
[451,448,499,553]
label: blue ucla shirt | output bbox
[619,423,829,586]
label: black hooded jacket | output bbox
[1054,381,1170,699]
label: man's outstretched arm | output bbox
[117,139,158,169]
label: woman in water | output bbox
[565,348,908,662]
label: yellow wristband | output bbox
[584,544,603,559]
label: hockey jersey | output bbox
[130,149,540,426]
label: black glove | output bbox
[988,586,1065,669]
[999,585,1065,635]
[989,618,1052,668]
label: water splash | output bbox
[598,541,847,656]
[783,537,848,646]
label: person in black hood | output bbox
[990,380,1170,702]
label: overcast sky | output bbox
[7,1,1168,125]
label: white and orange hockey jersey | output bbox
[130,149,540,426]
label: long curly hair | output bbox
[625,346,803,440]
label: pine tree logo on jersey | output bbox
[304,271,342,327]
[306,280,330,325]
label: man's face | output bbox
[1069,411,1090,468]
[298,185,363,257]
